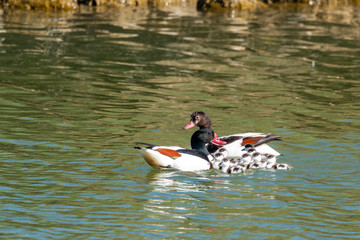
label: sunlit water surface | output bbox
[0,6,359,239]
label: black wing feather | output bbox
[252,136,282,147]
[177,149,209,161]
[134,142,158,148]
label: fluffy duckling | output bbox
[273,163,293,170]
[266,154,277,169]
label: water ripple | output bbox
[0,7,359,239]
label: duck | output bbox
[183,111,282,158]
[135,128,219,172]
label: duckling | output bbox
[266,154,277,169]
[240,153,252,166]
[273,163,293,170]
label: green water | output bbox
[0,7,359,239]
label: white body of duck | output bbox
[136,145,211,171]
[135,128,216,172]
[213,132,281,157]
[183,111,282,158]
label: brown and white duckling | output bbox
[272,163,293,170]
[227,164,247,174]
[265,154,277,169]
[251,152,263,163]
[211,147,228,168]
[240,153,252,166]
[218,158,231,173]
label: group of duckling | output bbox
[213,147,292,174]
[135,111,292,174]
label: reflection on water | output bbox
[1,6,359,239]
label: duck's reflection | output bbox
[145,169,219,192]
[140,168,283,235]
[143,170,216,222]
[142,169,251,214]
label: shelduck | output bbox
[183,111,282,158]
[135,128,224,171]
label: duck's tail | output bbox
[134,142,158,149]
[244,134,282,148]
